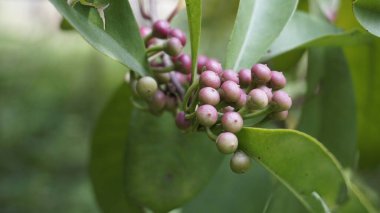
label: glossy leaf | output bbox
[225,0,298,70]
[298,47,357,167]
[237,127,376,212]
[50,0,148,75]
[89,84,143,213]
[124,111,223,213]
[185,0,202,74]
[353,0,380,37]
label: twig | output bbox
[170,72,185,99]
[167,0,182,22]
[138,0,152,21]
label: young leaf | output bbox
[353,0,380,37]
[237,127,377,212]
[50,0,148,75]
[298,47,357,168]
[185,0,202,76]
[89,84,143,213]
[225,0,298,70]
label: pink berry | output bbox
[216,132,238,154]
[271,90,292,112]
[197,55,209,73]
[168,28,187,46]
[269,71,286,90]
[173,54,191,74]
[221,80,241,102]
[251,64,271,85]
[165,37,183,56]
[199,87,220,106]
[247,89,268,110]
[196,105,218,127]
[238,68,252,87]
[221,112,243,133]
[139,26,152,38]
[221,70,239,83]
[175,111,192,130]
[205,59,223,75]
[152,20,171,38]
[200,70,221,88]
[236,91,247,108]
[258,85,273,102]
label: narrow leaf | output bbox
[353,0,380,37]
[185,0,202,75]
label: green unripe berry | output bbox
[136,76,158,100]
[230,151,251,174]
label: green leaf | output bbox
[59,18,74,31]
[50,0,148,75]
[185,0,202,75]
[263,12,369,60]
[124,111,223,213]
[297,47,357,167]
[353,0,380,37]
[89,84,143,213]
[237,127,377,212]
[225,0,298,70]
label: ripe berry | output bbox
[247,89,268,110]
[168,28,187,46]
[230,151,251,174]
[269,71,286,90]
[216,132,238,154]
[165,37,183,57]
[258,85,273,102]
[173,54,191,74]
[152,20,171,38]
[139,26,152,38]
[200,70,221,88]
[175,111,192,130]
[271,110,288,121]
[199,87,220,106]
[238,68,252,87]
[221,70,239,83]
[173,72,188,85]
[221,112,243,133]
[223,106,235,113]
[196,104,218,127]
[221,80,241,102]
[251,64,271,85]
[136,76,158,99]
[197,55,208,73]
[271,90,292,112]
[205,59,223,75]
[236,91,247,108]
[149,90,166,112]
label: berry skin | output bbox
[173,72,188,85]
[223,106,235,113]
[230,151,251,174]
[271,90,292,112]
[175,111,192,130]
[269,71,286,90]
[222,70,239,83]
[238,68,252,87]
[168,28,187,46]
[221,80,241,102]
[154,72,171,84]
[251,64,271,85]
[221,112,243,133]
[149,90,166,112]
[258,85,273,102]
[197,55,209,73]
[216,132,238,154]
[271,110,288,121]
[139,26,152,38]
[165,96,177,112]
[200,70,221,88]
[173,54,191,74]
[152,20,171,38]
[196,104,218,127]
[205,59,223,75]
[236,91,247,108]
[199,87,220,106]
[246,89,269,110]
[136,76,158,99]
[165,37,183,57]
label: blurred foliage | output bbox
[0,33,124,212]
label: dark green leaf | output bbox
[60,18,74,31]
[353,0,380,37]
[90,84,143,213]
[185,0,202,75]
[298,47,357,167]
[225,0,298,70]
[50,0,148,75]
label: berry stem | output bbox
[169,72,185,99]
[206,127,217,141]
[243,107,272,119]
[183,80,199,112]
[188,88,200,111]
[143,33,154,45]
[146,44,164,56]
[167,0,182,22]
[151,65,175,73]
[185,111,196,119]
[138,0,152,21]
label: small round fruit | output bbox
[197,55,208,73]
[168,28,187,46]
[230,151,251,174]
[205,59,223,75]
[221,112,243,133]
[149,90,166,112]
[271,110,288,121]
[221,80,241,102]
[221,70,239,83]
[216,132,238,154]
[238,68,252,87]
[136,76,158,99]
[271,90,292,112]
[196,104,218,127]
[236,91,247,108]
[165,37,183,56]
[251,64,271,84]
[199,87,220,106]
[173,54,191,74]
[175,111,192,130]
[246,89,269,110]
[139,26,152,38]
[152,20,171,38]
[269,71,286,90]
[258,85,273,102]
[200,70,221,88]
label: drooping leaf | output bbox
[353,0,380,37]
[50,0,148,75]
[225,0,298,70]
[124,111,223,213]
[89,84,143,213]
[185,0,202,75]
[237,127,377,212]
[297,47,357,167]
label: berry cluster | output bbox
[128,20,292,174]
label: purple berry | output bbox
[139,26,152,38]
[165,37,183,57]
[221,80,241,102]
[200,70,221,88]
[251,64,271,85]
[136,76,158,99]
[238,68,252,87]
[205,59,223,75]
[271,90,292,112]
[173,54,191,74]
[258,85,273,102]
[269,71,286,90]
[173,72,189,85]
[149,90,166,112]
[247,89,269,110]
[216,132,238,154]
[199,87,220,106]
[197,55,208,73]
[222,70,239,83]
[271,111,288,121]
[221,112,243,133]
[196,104,218,127]
[230,151,251,173]
[175,111,192,130]
[236,91,247,108]
[152,20,171,38]
[168,28,187,46]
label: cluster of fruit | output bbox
[128,20,292,173]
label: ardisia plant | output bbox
[50,0,380,212]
